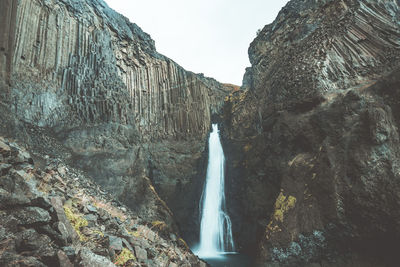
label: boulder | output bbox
[15,229,55,258]
[50,197,79,243]
[134,245,148,261]
[86,204,98,213]
[0,163,11,175]
[62,246,77,262]
[79,248,116,267]
[108,235,123,251]
[57,250,74,267]
[15,149,33,164]
[12,207,51,225]
[0,140,11,155]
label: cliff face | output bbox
[0,0,17,95]
[7,0,226,136]
[0,0,229,252]
[222,0,400,266]
[246,0,400,100]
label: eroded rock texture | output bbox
[0,136,207,267]
[0,0,228,250]
[0,0,17,96]
[9,0,226,135]
[222,0,400,266]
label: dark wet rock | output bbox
[0,140,11,155]
[37,224,66,246]
[12,207,51,225]
[0,163,11,175]
[31,197,52,210]
[0,253,47,267]
[0,187,31,208]
[221,0,400,266]
[62,246,77,262]
[15,229,55,258]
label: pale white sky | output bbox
[104,0,289,85]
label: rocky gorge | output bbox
[221,0,400,266]
[1,0,230,252]
[1,0,400,266]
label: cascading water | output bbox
[195,124,235,258]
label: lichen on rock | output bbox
[114,248,136,266]
[64,206,89,241]
[272,192,297,223]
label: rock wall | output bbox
[248,0,400,103]
[222,0,400,266]
[8,0,227,138]
[0,0,17,97]
[0,0,229,250]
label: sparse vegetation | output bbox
[91,198,127,222]
[224,90,249,112]
[64,206,88,241]
[178,238,189,251]
[273,192,296,222]
[114,248,135,266]
[243,144,252,152]
[128,230,140,238]
[92,229,104,237]
[265,191,297,240]
[151,221,167,231]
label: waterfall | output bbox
[195,124,235,258]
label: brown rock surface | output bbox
[0,136,207,266]
[0,0,229,249]
[7,0,227,136]
[222,0,400,266]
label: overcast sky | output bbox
[104,0,289,85]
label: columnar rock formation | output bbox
[222,0,400,266]
[0,0,17,96]
[8,0,226,137]
[3,0,400,266]
[0,0,229,258]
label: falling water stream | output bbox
[194,124,235,258]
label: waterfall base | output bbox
[192,247,237,259]
[200,253,253,267]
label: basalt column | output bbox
[0,0,17,98]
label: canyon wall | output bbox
[9,0,227,137]
[0,0,229,244]
[222,0,400,266]
[0,0,17,97]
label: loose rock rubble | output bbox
[0,137,206,267]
